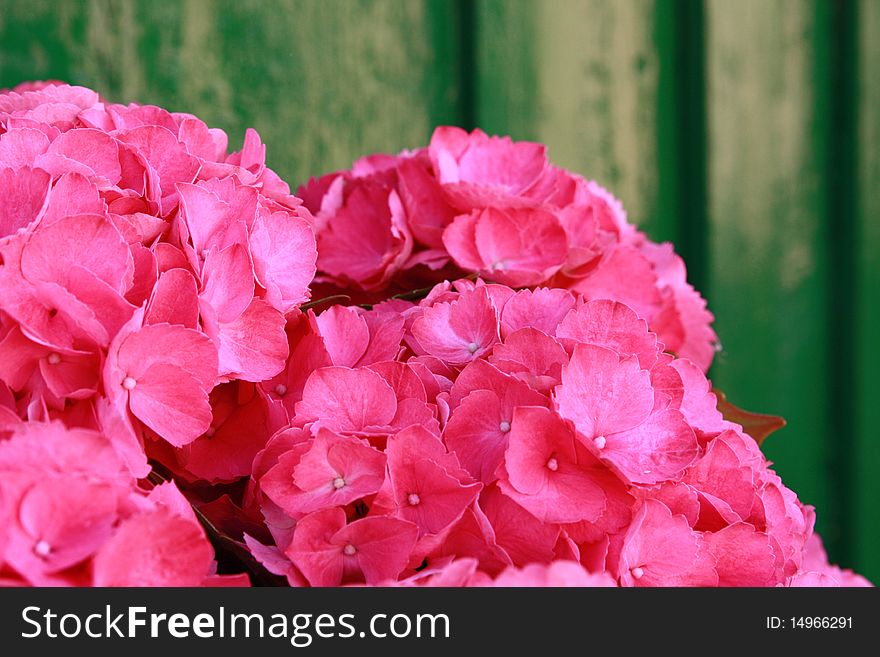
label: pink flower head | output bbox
[2,82,869,589]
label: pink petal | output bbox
[295,366,397,433]
[118,125,199,213]
[21,213,132,293]
[12,477,117,575]
[286,507,347,586]
[128,362,213,446]
[554,343,654,439]
[316,305,370,368]
[93,510,213,586]
[670,358,728,441]
[40,172,106,226]
[37,128,122,183]
[441,211,484,270]
[182,383,272,482]
[571,245,662,322]
[0,127,50,169]
[500,288,577,338]
[0,167,50,237]
[705,523,778,586]
[556,299,660,369]
[601,409,699,484]
[492,562,617,587]
[619,499,718,587]
[146,268,199,328]
[200,243,254,324]
[488,327,568,393]
[116,321,217,388]
[479,484,559,566]
[249,209,316,312]
[396,156,456,247]
[392,457,481,536]
[215,298,288,382]
[472,207,568,286]
[356,309,406,366]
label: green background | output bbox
[1,0,877,581]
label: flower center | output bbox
[466,342,480,354]
[499,421,511,433]
[46,352,61,365]
[407,493,421,506]
[594,435,606,449]
[546,457,559,472]
[122,376,137,390]
[631,567,645,580]
[343,544,357,556]
[34,540,52,558]
[274,384,288,397]
[332,476,346,490]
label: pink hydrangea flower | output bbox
[1,82,868,589]
[0,420,245,586]
[0,82,316,479]
[302,127,717,371]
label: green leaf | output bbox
[712,388,787,446]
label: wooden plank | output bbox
[0,0,463,186]
[475,0,679,243]
[705,0,836,547]
[854,0,880,583]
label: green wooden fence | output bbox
[1,0,877,581]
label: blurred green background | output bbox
[1,0,877,581]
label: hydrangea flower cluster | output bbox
[0,82,316,483]
[0,83,869,587]
[300,126,717,371]
[244,281,868,587]
[0,420,249,586]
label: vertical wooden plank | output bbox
[0,0,463,185]
[854,0,880,583]
[475,0,679,243]
[705,0,837,547]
